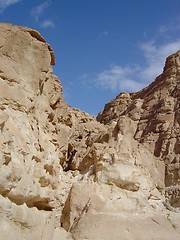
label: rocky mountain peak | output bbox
[164,50,180,71]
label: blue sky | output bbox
[0,0,180,115]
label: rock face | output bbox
[97,51,180,209]
[0,23,179,240]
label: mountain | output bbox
[0,23,179,240]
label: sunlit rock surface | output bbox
[0,23,179,240]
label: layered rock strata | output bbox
[0,23,179,240]
[97,51,180,208]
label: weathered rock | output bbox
[98,50,180,209]
[0,23,104,240]
[0,23,179,240]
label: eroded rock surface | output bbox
[97,51,180,209]
[0,23,179,240]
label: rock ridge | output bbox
[97,50,180,209]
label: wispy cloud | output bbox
[31,0,54,28]
[81,39,180,93]
[0,0,22,13]
[31,0,51,22]
[40,20,54,28]
[139,40,180,82]
[159,17,180,34]
[81,17,180,93]
[94,65,144,92]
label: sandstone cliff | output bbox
[0,23,179,240]
[97,51,180,208]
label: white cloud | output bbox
[40,20,54,28]
[159,18,180,34]
[31,0,51,22]
[79,17,180,93]
[95,65,144,92]
[31,0,54,28]
[139,40,180,82]
[0,0,22,13]
[91,39,180,93]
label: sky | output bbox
[0,0,180,116]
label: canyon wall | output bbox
[0,23,179,240]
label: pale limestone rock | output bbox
[0,23,78,239]
[61,182,180,240]
[98,50,180,209]
[0,23,180,240]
